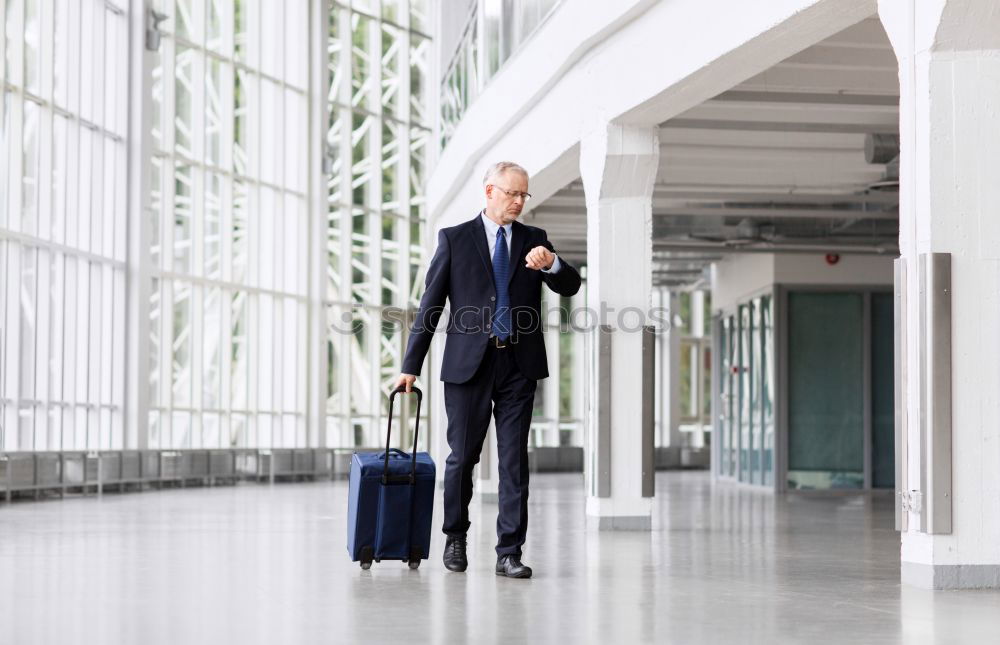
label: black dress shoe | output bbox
[443,535,468,572]
[495,554,532,579]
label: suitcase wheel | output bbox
[407,547,423,568]
[359,546,374,570]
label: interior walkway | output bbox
[1,472,999,644]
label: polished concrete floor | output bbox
[2,472,999,645]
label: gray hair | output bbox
[482,161,528,187]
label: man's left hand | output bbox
[525,246,555,270]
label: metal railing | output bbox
[0,448,355,502]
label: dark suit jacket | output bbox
[401,213,582,384]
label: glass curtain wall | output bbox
[529,289,584,448]
[0,0,129,451]
[148,0,310,449]
[1,0,433,453]
[786,292,863,489]
[717,288,892,490]
[440,0,560,147]
[716,293,775,485]
[677,290,712,443]
[325,0,431,449]
[785,289,894,491]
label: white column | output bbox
[880,0,1000,589]
[691,290,706,449]
[543,290,561,447]
[667,291,682,450]
[581,122,658,529]
[124,1,154,450]
[654,288,665,446]
[654,288,681,468]
[571,284,587,447]
[306,0,329,448]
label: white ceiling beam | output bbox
[821,18,890,48]
[654,165,884,187]
[653,240,898,254]
[674,100,899,126]
[736,66,900,95]
[711,90,898,107]
[658,145,868,164]
[552,186,900,204]
[534,205,896,220]
[663,117,895,134]
[777,45,898,70]
[655,206,896,220]
[658,128,868,149]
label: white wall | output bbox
[712,252,893,313]
[711,254,775,314]
[774,253,894,287]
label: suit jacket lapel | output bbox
[469,214,495,283]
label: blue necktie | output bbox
[492,227,511,340]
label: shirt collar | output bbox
[480,210,512,239]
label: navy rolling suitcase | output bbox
[347,385,435,570]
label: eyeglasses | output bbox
[491,184,532,202]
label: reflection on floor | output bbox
[1,471,999,644]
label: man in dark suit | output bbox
[395,161,581,579]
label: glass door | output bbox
[787,292,864,489]
[749,298,763,484]
[871,292,895,488]
[738,304,752,482]
[718,315,737,478]
[761,295,775,487]
[716,296,776,486]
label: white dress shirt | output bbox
[480,210,561,273]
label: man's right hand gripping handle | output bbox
[395,373,417,393]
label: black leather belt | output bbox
[489,335,509,348]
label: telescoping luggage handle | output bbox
[381,385,422,485]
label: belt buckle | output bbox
[493,335,507,348]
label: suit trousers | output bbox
[442,340,536,556]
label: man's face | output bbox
[486,170,529,225]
